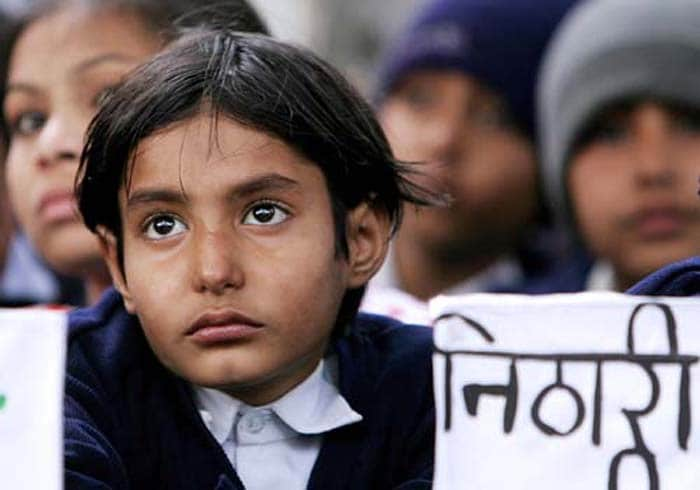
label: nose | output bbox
[415,113,464,187]
[424,111,463,167]
[36,114,83,169]
[632,105,675,186]
[191,229,244,294]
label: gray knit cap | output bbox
[538,0,700,224]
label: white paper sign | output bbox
[0,309,66,490]
[431,293,700,490]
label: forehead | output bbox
[394,70,498,97]
[9,6,161,84]
[125,115,324,196]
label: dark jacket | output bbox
[513,252,593,294]
[65,289,435,489]
[627,256,700,296]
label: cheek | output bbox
[568,158,625,239]
[254,223,348,327]
[380,106,423,160]
[126,269,182,360]
[5,147,37,225]
[275,262,346,352]
[123,242,185,304]
[456,142,537,208]
[674,151,700,196]
[267,233,345,298]
[136,310,181,374]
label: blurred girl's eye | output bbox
[468,101,514,131]
[242,203,290,226]
[143,214,187,240]
[575,115,630,151]
[588,120,629,144]
[10,111,46,137]
[402,85,438,109]
[671,107,700,134]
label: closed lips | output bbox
[37,190,77,222]
[187,309,263,335]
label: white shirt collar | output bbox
[193,356,362,445]
[586,260,617,291]
[194,384,242,444]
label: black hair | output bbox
[77,29,442,330]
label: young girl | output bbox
[2,0,266,304]
[538,0,700,292]
[68,27,437,489]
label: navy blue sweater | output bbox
[65,289,435,489]
[628,256,700,296]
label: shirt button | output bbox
[243,412,266,433]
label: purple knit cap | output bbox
[377,0,578,137]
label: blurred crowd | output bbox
[2,0,700,487]
[1,0,699,314]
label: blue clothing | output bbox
[377,0,578,136]
[627,256,700,296]
[0,233,85,306]
[508,252,593,294]
[65,288,435,489]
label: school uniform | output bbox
[0,233,84,306]
[517,254,603,294]
[362,250,528,324]
[627,256,700,296]
[65,288,435,489]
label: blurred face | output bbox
[0,140,11,268]
[380,71,537,259]
[569,101,700,289]
[103,116,385,405]
[3,6,161,276]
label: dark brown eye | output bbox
[153,217,175,234]
[144,214,186,240]
[253,206,275,222]
[243,203,289,226]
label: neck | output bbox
[0,229,11,275]
[223,346,325,406]
[614,270,638,293]
[393,234,503,301]
[0,215,13,275]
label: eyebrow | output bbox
[231,173,300,198]
[73,53,139,75]
[126,189,185,208]
[126,173,301,209]
[4,83,38,97]
[5,54,138,97]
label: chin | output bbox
[188,371,260,393]
[43,245,104,278]
[642,243,697,271]
[407,218,466,246]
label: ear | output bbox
[97,226,136,314]
[345,202,391,289]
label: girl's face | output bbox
[3,6,161,276]
[569,101,700,290]
[380,71,537,262]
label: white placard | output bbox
[0,309,66,490]
[431,293,700,490]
